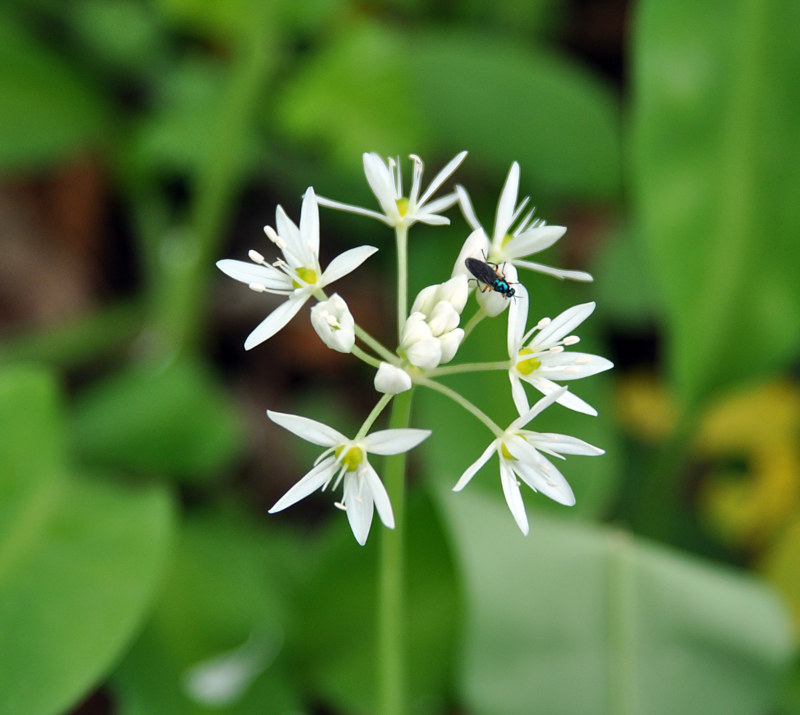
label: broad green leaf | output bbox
[70,358,243,482]
[631,0,800,406]
[0,365,174,715]
[111,506,300,715]
[439,488,793,715]
[0,17,109,171]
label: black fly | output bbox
[465,256,516,299]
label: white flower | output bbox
[217,188,377,350]
[410,274,469,316]
[400,313,441,370]
[266,410,430,545]
[374,362,412,394]
[453,389,604,535]
[310,294,354,353]
[316,152,467,229]
[455,162,593,282]
[507,288,613,416]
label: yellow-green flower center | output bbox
[335,445,364,471]
[501,442,516,460]
[516,347,541,375]
[396,197,409,216]
[293,266,318,289]
[501,233,514,248]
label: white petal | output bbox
[267,410,347,446]
[528,432,605,457]
[300,187,320,259]
[507,282,529,356]
[532,302,596,347]
[344,472,374,545]
[418,151,467,206]
[476,285,510,317]
[512,444,576,507]
[374,363,412,394]
[509,386,569,430]
[493,162,520,243]
[455,185,481,231]
[268,459,336,513]
[363,153,399,217]
[539,352,614,380]
[509,373,530,416]
[362,428,431,455]
[528,376,598,416]
[504,225,567,257]
[243,294,307,350]
[406,337,441,370]
[417,192,459,217]
[275,205,301,251]
[362,464,394,528]
[499,459,529,535]
[453,441,496,491]
[452,229,491,278]
[513,259,593,282]
[314,196,393,225]
[216,260,289,291]
[321,245,378,285]
[438,328,464,364]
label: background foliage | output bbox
[1,0,798,713]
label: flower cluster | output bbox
[218,154,613,543]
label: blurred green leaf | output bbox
[439,487,793,715]
[0,365,173,715]
[631,0,800,406]
[0,17,109,171]
[112,506,301,714]
[71,358,243,482]
[290,490,460,714]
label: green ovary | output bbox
[293,267,317,288]
[501,442,516,461]
[516,348,541,375]
[336,445,364,471]
[501,233,514,248]
[396,197,409,216]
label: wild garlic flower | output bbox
[316,152,467,229]
[453,389,604,535]
[217,188,377,350]
[310,294,354,353]
[454,162,593,282]
[266,410,431,545]
[507,291,613,416]
[374,363,413,394]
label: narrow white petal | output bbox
[494,162,520,242]
[267,410,347,446]
[315,196,393,225]
[507,282,529,356]
[275,205,301,249]
[455,185,482,231]
[243,294,307,350]
[344,473,374,545]
[300,187,320,259]
[532,303,596,347]
[510,374,530,416]
[513,259,593,282]
[504,225,567,257]
[417,192,460,216]
[528,376,598,416]
[452,228,491,278]
[509,386,569,430]
[529,432,605,457]
[321,245,378,285]
[539,352,614,380]
[512,445,576,506]
[453,441,496,491]
[418,151,467,206]
[415,214,451,226]
[216,260,289,291]
[362,464,394,528]
[362,428,431,455]
[268,459,335,513]
[363,153,399,216]
[499,460,529,535]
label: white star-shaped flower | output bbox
[217,188,377,350]
[266,410,431,545]
[507,288,613,416]
[452,389,604,535]
[454,162,593,282]
[316,152,467,229]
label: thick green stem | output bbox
[378,388,413,715]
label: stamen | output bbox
[264,226,287,250]
[334,501,346,511]
[564,335,580,345]
[536,317,551,330]
[548,345,564,353]
[248,249,266,264]
[248,283,267,293]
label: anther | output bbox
[564,335,580,345]
[248,283,267,292]
[248,249,266,264]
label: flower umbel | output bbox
[507,289,614,416]
[216,188,377,349]
[267,410,431,545]
[454,162,593,282]
[317,152,467,229]
[453,389,604,534]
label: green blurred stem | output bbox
[149,11,276,358]
[378,388,413,715]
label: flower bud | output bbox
[310,294,355,353]
[438,328,465,364]
[428,301,460,336]
[374,363,412,394]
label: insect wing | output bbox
[465,257,499,285]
